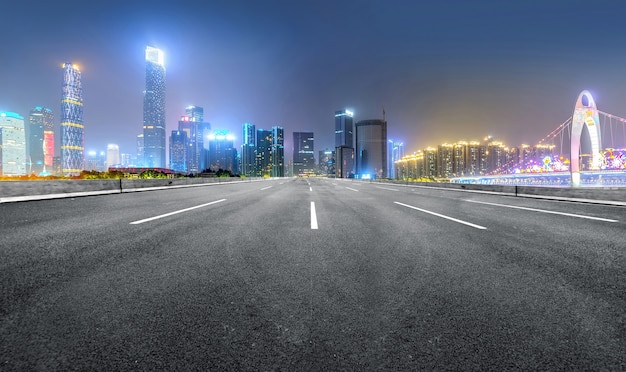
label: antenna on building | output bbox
[382,105,386,121]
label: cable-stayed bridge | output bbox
[455,90,626,187]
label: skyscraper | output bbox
[355,119,387,178]
[28,108,45,174]
[241,123,256,177]
[271,126,284,177]
[61,62,84,175]
[169,130,187,172]
[29,107,54,172]
[0,112,26,176]
[143,46,166,168]
[256,129,272,177]
[335,109,354,178]
[207,130,238,174]
[293,132,315,175]
[335,109,354,147]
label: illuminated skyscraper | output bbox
[177,106,209,173]
[293,132,315,175]
[143,46,166,168]
[61,62,84,175]
[169,130,187,172]
[207,130,237,174]
[335,109,354,147]
[0,112,26,176]
[335,109,354,178]
[271,126,284,177]
[28,108,45,174]
[355,119,387,178]
[29,107,54,172]
[241,123,256,176]
[256,129,272,177]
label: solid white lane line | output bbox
[260,186,273,190]
[310,187,313,192]
[394,201,487,230]
[311,201,319,229]
[346,187,359,192]
[130,199,226,225]
[376,186,399,192]
[465,199,619,222]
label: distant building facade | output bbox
[0,112,26,176]
[335,109,354,178]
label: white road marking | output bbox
[332,183,337,186]
[346,187,359,192]
[310,187,313,192]
[311,201,318,229]
[394,201,487,230]
[260,186,273,190]
[465,199,619,222]
[130,199,226,225]
[376,186,399,192]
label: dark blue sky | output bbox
[2,0,626,158]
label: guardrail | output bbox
[0,177,265,203]
[355,179,626,205]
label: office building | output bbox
[61,62,84,175]
[29,107,54,173]
[241,123,256,176]
[271,126,284,177]
[355,119,387,178]
[256,129,272,177]
[143,46,166,168]
[0,112,26,176]
[106,144,120,169]
[207,130,238,174]
[319,149,335,176]
[169,130,187,172]
[335,109,354,178]
[293,132,315,175]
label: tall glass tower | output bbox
[271,126,284,177]
[143,46,166,168]
[241,123,256,176]
[61,62,84,175]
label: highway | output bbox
[1,178,625,370]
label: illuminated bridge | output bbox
[453,90,626,187]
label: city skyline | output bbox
[2,1,626,159]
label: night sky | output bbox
[2,0,626,161]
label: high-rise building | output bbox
[388,141,404,179]
[85,150,105,172]
[318,149,335,176]
[355,119,387,178]
[169,130,187,172]
[28,108,45,174]
[271,126,284,177]
[335,109,354,178]
[61,62,84,175]
[293,132,315,176]
[335,109,354,147]
[0,112,26,176]
[207,130,238,174]
[256,129,273,177]
[106,144,120,169]
[136,133,144,165]
[437,143,454,178]
[241,123,256,176]
[29,106,54,173]
[143,46,166,168]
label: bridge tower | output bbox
[571,90,602,186]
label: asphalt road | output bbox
[1,178,625,370]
